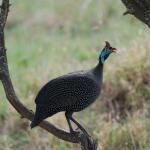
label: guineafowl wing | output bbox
[35,71,100,111]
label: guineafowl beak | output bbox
[105,41,117,53]
[111,48,117,53]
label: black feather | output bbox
[31,62,103,128]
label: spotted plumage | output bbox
[31,41,117,134]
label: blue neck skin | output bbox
[99,48,110,65]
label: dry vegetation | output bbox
[0,0,150,150]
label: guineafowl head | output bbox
[99,41,116,64]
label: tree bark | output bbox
[0,0,97,149]
[121,0,150,28]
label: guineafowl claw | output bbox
[75,127,90,138]
[70,130,80,136]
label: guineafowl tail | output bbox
[30,115,41,128]
[30,105,56,128]
[30,105,47,128]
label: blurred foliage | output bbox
[0,0,150,150]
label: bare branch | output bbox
[0,0,9,31]
[0,0,80,144]
[121,0,150,28]
[0,1,99,149]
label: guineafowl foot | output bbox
[70,117,90,138]
[70,130,80,136]
[65,111,90,138]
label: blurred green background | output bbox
[0,0,150,149]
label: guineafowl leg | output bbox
[65,111,90,137]
[65,112,74,133]
[69,116,90,137]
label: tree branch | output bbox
[0,0,80,144]
[121,0,150,28]
[0,1,98,149]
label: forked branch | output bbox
[0,0,79,144]
[1,0,149,149]
[0,0,98,149]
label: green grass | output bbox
[0,0,150,149]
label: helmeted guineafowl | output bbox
[31,41,117,134]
